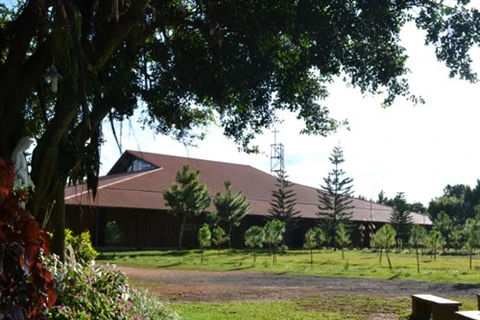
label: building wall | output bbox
[66,205,431,250]
[66,205,205,248]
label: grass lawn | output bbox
[98,249,480,319]
[175,294,413,320]
[99,248,480,283]
[168,293,477,320]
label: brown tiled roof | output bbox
[65,150,432,225]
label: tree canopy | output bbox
[1,0,480,251]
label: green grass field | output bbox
[98,249,480,319]
[173,295,478,320]
[99,248,480,283]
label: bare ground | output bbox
[119,267,480,303]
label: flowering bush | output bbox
[45,255,181,320]
[0,158,56,318]
[45,256,133,319]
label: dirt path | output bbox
[119,267,480,303]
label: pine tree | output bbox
[164,165,211,248]
[317,145,354,250]
[268,169,300,247]
[389,192,413,247]
[336,223,351,259]
[214,180,251,248]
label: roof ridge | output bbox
[127,149,262,169]
[65,168,163,200]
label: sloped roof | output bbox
[65,150,432,225]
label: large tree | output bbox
[163,164,211,248]
[213,180,251,248]
[268,169,300,247]
[1,1,479,257]
[317,145,354,250]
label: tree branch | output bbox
[91,0,149,70]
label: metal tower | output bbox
[270,128,284,174]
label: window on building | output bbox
[127,158,156,172]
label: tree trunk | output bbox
[470,249,473,270]
[310,248,313,264]
[332,219,337,251]
[386,249,392,270]
[416,247,420,274]
[52,184,66,261]
[178,215,187,248]
[228,225,233,249]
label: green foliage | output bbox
[409,225,427,273]
[268,169,300,246]
[198,224,212,249]
[426,230,443,261]
[213,180,251,248]
[244,225,266,262]
[45,255,132,319]
[314,228,328,249]
[335,223,351,259]
[65,229,98,264]
[303,228,318,264]
[449,226,464,253]
[198,223,211,263]
[371,224,396,269]
[464,218,480,270]
[433,211,452,250]
[304,228,318,250]
[317,145,354,250]
[164,165,211,247]
[4,0,480,263]
[388,192,413,246]
[212,226,229,250]
[105,221,122,247]
[46,254,182,319]
[0,158,56,318]
[129,289,181,320]
[264,220,286,265]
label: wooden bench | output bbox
[456,311,480,320]
[412,294,462,320]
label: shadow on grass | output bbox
[154,262,182,268]
[224,265,254,271]
[97,250,191,260]
[388,272,401,280]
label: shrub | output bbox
[129,289,181,320]
[45,255,132,319]
[65,228,98,264]
[105,220,122,247]
[0,158,57,318]
[45,254,182,319]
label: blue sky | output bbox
[97,21,480,207]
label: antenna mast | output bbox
[270,128,284,174]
